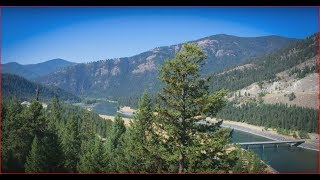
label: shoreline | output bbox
[98,114,131,126]
[207,118,319,152]
[97,106,319,151]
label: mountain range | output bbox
[35,34,298,98]
[2,58,76,80]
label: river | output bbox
[232,130,318,173]
[92,100,133,118]
[82,101,319,173]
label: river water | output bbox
[92,100,133,118]
[88,101,318,173]
[232,130,318,173]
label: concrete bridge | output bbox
[237,140,305,149]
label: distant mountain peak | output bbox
[2,58,76,80]
[38,34,299,98]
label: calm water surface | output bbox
[232,130,318,173]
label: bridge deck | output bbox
[238,140,305,146]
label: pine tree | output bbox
[2,97,26,172]
[106,114,126,152]
[25,101,46,138]
[78,137,106,172]
[122,92,157,172]
[25,136,46,172]
[105,114,126,171]
[48,96,63,131]
[42,131,65,172]
[80,111,95,142]
[157,43,229,173]
[77,141,94,172]
[61,115,81,172]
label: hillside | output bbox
[2,58,76,80]
[2,73,81,102]
[209,33,318,103]
[233,57,318,109]
[37,34,297,98]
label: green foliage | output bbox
[3,34,305,173]
[228,147,267,173]
[298,131,310,139]
[209,33,318,93]
[277,128,290,136]
[41,131,65,172]
[25,133,65,172]
[288,92,296,101]
[2,96,113,173]
[157,43,232,172]
[121,92,166,172]
[107,114,126,153]
[25,136,47,172]
[61,115,81,172]
[2,97,26,172]
[257,82,263,89]
[217,102,318,133]
[37,35,296,99]
[105,114,126,172]
[258,92,266,97]
[2,73,81,103]
[289,64,318,79]
[77,137,106,172]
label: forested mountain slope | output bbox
[2,59,76,80]
[2,73,81,102]
[37,34,297,98]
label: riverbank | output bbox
[207,118,319,151]
[98,114,131,126]
[96,103,319,151]
[117,106,136,116]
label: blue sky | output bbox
[2,7,318,64]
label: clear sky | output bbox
[2,7,318,64]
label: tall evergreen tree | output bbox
[106,114,126,153]
[48,96,63,131]
[25,136,46,172]
[42,131,65,172]
[78,137,106,172]
[2,97,26,172]
[25,101,46,138]
[80,111,96,142]
[157,43,229,173]
[77,140,94,173]
[122,92,158,172]
[105,114,126,171]
[61,115,81,172]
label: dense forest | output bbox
[209,33,318,92]
[2,73,81,103]
[2,44,267,173]
[2,96,111,172]
[217,102,318,134]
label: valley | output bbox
[2,33,318,173]
[2,7,319,174]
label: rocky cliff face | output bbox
[37,34,298,98]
